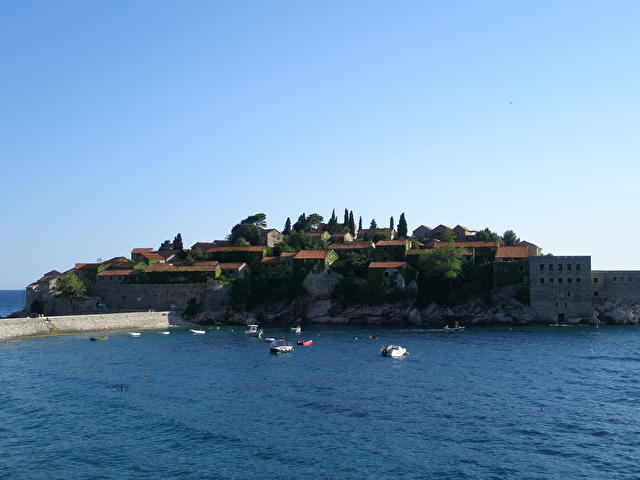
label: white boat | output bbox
[270,338,294,354]
[291,325,301,334]
[443,326,465,333]
[159,331,170,335]
[245,324,263,337]
[263,337,276,343]
[190,329,206,334]
[380,345,407,358]
[128,332,141,337]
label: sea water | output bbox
[0,290,24,317]
[1,320,640,479]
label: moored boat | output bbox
[380,344,407,358]
[263,337,276,343]
[291,325,301,334]
[245,324,263,337]
[190,329,206,334]
[159,331,170,335]
[90,336,108,341]
[297,340,313,346]
[128,332,141,337]
[270,338,294,354]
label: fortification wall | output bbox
[0,311,181,340]
[94,282,209,310]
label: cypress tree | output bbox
[348,211,355,235]
[327,209,338,233]
[389,216,394,230]
[358,216,363,232]
[293,213,306,232]
[173,233,184,250]
[397,212,408,238]
[283,217,292,235]
[343,208,349,226]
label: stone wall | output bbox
[94,281,212,310]
[0,311,182,340]
[529,256,592,323]
[592,270,640,304]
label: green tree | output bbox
[283,217,292,235]
[433,229,456,243]
[55,272,87,298]
[370,219,378,229]
[343,208,349,226]
[240,213,267,228]
[326,209,338,233]
[475,227,503,245]
[390,216,395,230]
[234,237,251,247]
[502,230,520,246]
[397,213,408,238]
[348,211,356,235]
[230,222,262,245]
[417,244,463,280]
[293,213,306,232]
[159,240,173,250]
[358,216,363,232]
[306,213,324,231]
[173,233,184,250]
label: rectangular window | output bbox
[519,266,524,272]
[567,291,571,297]
[629,277,633,282]
[558,264,563,271]
[576,264,581,272]
[549,264,554,272]
[567,278,572,283]
[576,277,581,283]
[593,278,598,284]
[558,278,563,284]
[540,278,544,284]
[594,291,599,297]
[613,277,617,282]
[540,264,545,272]
[549,278,554,283]
[567,264,572,272]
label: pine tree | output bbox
[348,211,356,235]
[397,213,408,238]
[358,216,363,232]
[327,209,338,233]
[370,219,378,229]
[343,208,349,226]
[293,213,306,232]
[283,217,292,235]
[389,216,394,230]
[173,233,184,250]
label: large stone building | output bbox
[529,256,592,323]
[591,270,640,304]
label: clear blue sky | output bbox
[2,1,639,289]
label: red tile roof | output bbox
[330,242,373,250]
[495,246,530,259]
[261,256,279,264]
[454,225,472,231]
[368,261,406,269]
[143,263,219,272]
[293,250,332,260]
[131,248,154,254]
[142,252,164,260]
[375,240,408,246]
[218,263,246,270]
[97,270,136,277]
[434,241,498,248]
[280,252,296,257]
[203,246,266,253]
[406,249,425,255]
[75,263,100,269]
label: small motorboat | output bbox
[270,338,294,354]
[369,335,378,340]
[443,322,465,333]
[190,329,206,334]
[245,324,263,337]
[263,337,276,343]
[291,325,301,334]
[128,332,141,337]
[297,340,313,346]
[159,331,170,335]
[90,336,108,341]
[380,345,407,358]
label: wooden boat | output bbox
[128,332,141,337]
[89,336,108,341]
[297,340,313,346]
[380,345,407,358]
[190,329,206,334]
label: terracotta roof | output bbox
[97,270,136,277]
[143,264,219,272]
[102,256,130,266]
[433,224,453,231]
[413,225,431,231]
[406,249,425,255]
[142,252,164,260]
[330,242,373,250]
[36,270,63,282]
[203,246,267,253]
[375,240,408,246]
[280,252,296,257]
[131,248,154,254]
[75,263,99,269]
[495,246,530,259]
[261,256,278,264]
[434,241,498,248]
[192,241,232,250]
[260,228,281,234]
[368,261,406,269]
[454,225,472,231]
[517,241,540,248]
[293,250,332,260]
[218,263,247,270]
[194,261,219,266]
[157,250,178,259]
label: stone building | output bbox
[367,261,417,289]
[529,256,592,323]
[453,224,476,241]
[260,228,284,247]
[218,262,251,280]
[591,270,640,304]
[375,239,411,261]
[411,225,432,242]
[493,246,530,287]
[26,270,63,308]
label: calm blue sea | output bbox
[1,321,640,479]
[0,290,24,317]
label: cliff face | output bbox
[595,299,640,325]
